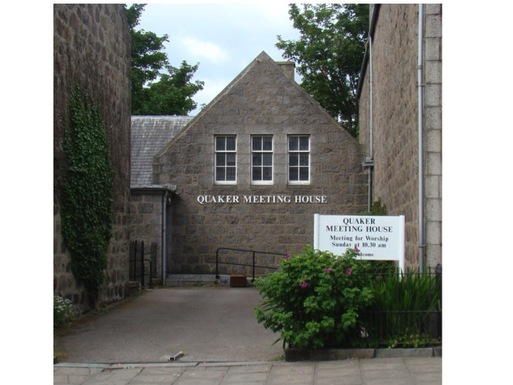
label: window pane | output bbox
[252,137,262,151]
[289,153,298,166]
[216,137,225,151]
[216,167,225,181]
[226,136,236,151]
[300,167,309,181]
[216,153,225,165]
[289,167,298,181]
[300,153,309,166]
[263,153,272,166]
[253,153,262,166]
[253,168,261,180]
[289,137,298,151]
[263,136,272,151]
[226,167,236,181]
[226,153,236,166]
[300,136,309,150]
[263,167,272,180]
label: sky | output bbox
[133,1,301,115]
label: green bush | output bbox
[254,246,373,349]
[54,296,76,328]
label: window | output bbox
[288,135,310,183]
[251,135,273,183]
[215,135,236,183]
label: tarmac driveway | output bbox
[55,286,284,363]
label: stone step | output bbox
[165,274,252,287]
[165,274,227,287]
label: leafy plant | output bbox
[61,87,113,307]
[364,198,387,216]
[359,269,442,347]
[254,246,373,349]
[54,296,76,328]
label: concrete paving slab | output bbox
[54,358,442,385]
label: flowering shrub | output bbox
[54,296,76,328]
[254,246,373,349]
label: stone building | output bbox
[130,115,193,283]
[54,4,132,309]
[357,4,442,269]
[133,51,368,279]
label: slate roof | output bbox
[131,115,193,188]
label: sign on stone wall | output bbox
[196,194,327,205]
[313,214,405,271]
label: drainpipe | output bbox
[359,6,379,213]
[367,35,374,212]
[363,35,374,212]
[161,192,167,285]
[417,4,426,272]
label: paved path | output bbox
[56,287,283,363]
[54,358,442,384]
[54,286,442,384]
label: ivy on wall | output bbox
[61,87,113,306]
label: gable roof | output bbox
[155,51,349,159]
[131,115,193,188]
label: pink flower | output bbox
[346,268,353,276]
[323,267,333,273]
[299,280,309,288]
[354,245,360,253]
[284,253,291,259]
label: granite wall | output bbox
[54,4,132,310]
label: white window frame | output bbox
[214,135,237,184]
[251,135,274,185]
[288,135,310,184]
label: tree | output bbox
[125,4,204,115]
[137,62,204,115]
[277,4,369,137]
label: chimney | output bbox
[277,61,295,81]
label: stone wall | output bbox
[129,189,168,281]
[358,4,442,268]
[155,53,368,275]
[54,4,132,310]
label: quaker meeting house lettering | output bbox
[196,194,328,205]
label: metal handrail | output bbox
[215,247,284,282]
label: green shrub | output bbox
[54,296,76,328]
[254,246,373,349]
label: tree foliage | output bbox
[277,4,369,137]
[125,4,204,115]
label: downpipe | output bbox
[363,35,374,212]
[417,4,426,272]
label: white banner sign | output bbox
[313,214,405,271]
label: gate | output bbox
[129,240,156,288]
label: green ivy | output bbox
[61,87,113,306]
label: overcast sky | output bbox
[134,1,301,115]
